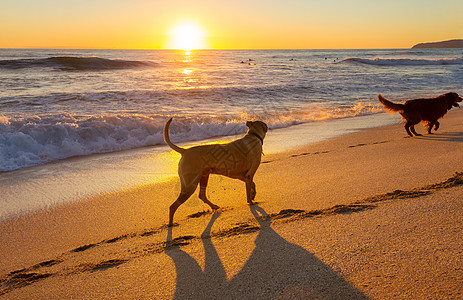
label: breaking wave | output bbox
[0,56,157,71]
[344,57,463,66]
[0,103,382,172]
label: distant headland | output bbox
[412,39,463,49]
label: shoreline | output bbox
[1,109,462,298]
[0,112,397,221]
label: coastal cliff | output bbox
[412,39,463,48]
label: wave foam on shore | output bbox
[0,103,383,172]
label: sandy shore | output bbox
[1,110,463,299]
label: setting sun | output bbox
[166,21,208,51]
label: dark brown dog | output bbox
[378,93,462,137]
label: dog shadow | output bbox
[416,131,463,142]
[165,205,368,299]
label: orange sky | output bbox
[1,0,462,49]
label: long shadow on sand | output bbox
[416,131,463,142]
[165,205,368,299]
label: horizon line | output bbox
[0,47,419,51]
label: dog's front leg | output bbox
[245,175,254,204]
[251,181,256,200]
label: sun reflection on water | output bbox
[171,50,211,90]
[182,50,192,63]
[182,68,193,75]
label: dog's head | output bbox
[444,92,462,109]
[246,120,268,140]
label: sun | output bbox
[167,21,208,51]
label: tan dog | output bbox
[164,118,268,226]
[378,92,462,137]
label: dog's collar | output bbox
[249,132,264,144]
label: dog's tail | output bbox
[378,94,405,113]
[164,118,185,154]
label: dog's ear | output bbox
[246,121,252,128]
[253,121,268,132]
[261,122,268,132]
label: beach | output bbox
[1,109,462,299]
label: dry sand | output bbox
[1,110,463,299]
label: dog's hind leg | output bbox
[198,172,220,210]
[404,123,414,137]
[434,121,440,132]
[405,122,421,137]
[410,125,421,136]
[169,174,200,226]
[169,192,193,226]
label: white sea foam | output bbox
[0,103,382,172]
[0,114,246,172]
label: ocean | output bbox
[1,48,462,219]
[1,48,462,172]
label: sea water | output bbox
[1,49,462,219]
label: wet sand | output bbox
[1,110,463,299]
[0,113,396,221]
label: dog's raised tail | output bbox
[378,94,405,113]
[164,118,185,154]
